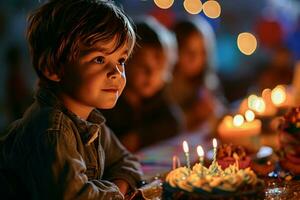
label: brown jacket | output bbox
[0,87,143,200]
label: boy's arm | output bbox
[34,129,125,200]
[101,125,143,192]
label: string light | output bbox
[237,32,257,55]
[183,0,203,15]
[154,0,174,9]
[203,0,221,19]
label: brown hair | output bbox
[26,0,136,86]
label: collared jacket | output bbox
[0,87,143,200]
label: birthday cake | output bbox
[163,161,264,199]
[278,107,300,175]
[217,144,251,170]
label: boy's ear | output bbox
[42,68,61,82]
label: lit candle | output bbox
[183,140,191,169]
[197,145,204,165]
[212,138,217,164]
[197,145,204,177]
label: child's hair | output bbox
[131,16,177,82]
[26,0,136,86]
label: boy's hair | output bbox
[27,0,136,86]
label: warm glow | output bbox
[203,0,221,19]
[183,0,203,15]
[233,114,244,127]
[237,32,257,55]
[223,115,233,127]
[271,85,286,105]
[197,145,204,157]
[248,94,258,109]
[253,97,266,113]
[248,95,266,113]
[154,0,174,9]
[245,110,255,122]
[183,140,189,153]
[262,88,272,99]
[212,138,217,148]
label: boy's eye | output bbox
[119,58,127,67]
[93,56,105,64]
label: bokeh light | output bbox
[233,114,244,127]
[271,85,286,105]
[154,0,174,9]
[183,0,203,15]
[203,0,221,19]
[248,94,258,109]
[237,32,258,55]
[253,97,266,113]
[245,110,255,122]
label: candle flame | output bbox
[233,114,244,127]
[197,145,204,157]
[271,85,286,105]
[245,110,255,122]
[212,138,217,148]
[183,140,189,153]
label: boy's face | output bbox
[126,46,167,98]
[60,38,128,111]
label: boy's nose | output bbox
[107,63,123,79]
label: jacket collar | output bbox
[35,87,105,145]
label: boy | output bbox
[0,0,142,199]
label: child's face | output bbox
[60,38,128,110]
[126,46,167,98]
[177,32,207,78]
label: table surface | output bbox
[135,124,300,199]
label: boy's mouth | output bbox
[102,88,119,93]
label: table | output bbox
[135,124,300,199]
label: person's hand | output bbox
[113,179,129,196]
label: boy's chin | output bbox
[98,102,117,110]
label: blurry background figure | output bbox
[168,17,226,132]
[101,17,183,152]
[4,44,32,123]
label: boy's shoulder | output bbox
[3,103,75,141]
[27,103,74,132]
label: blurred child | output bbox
[102,17,183,152]
[0,0,142,199]
[168,17,226,131]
